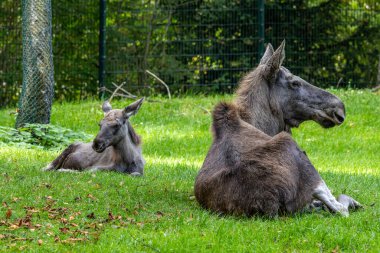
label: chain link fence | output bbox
[15,0,55,127]
[0,1,22,107]
[0,1,379,108]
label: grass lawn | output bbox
[0,90,379,252]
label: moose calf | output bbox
[44,98,145,175]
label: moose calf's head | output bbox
[259,40,345,129]
[92,98,144,153]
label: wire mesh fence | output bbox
[15,0,55,127]
[106,1,261,94]
[0,1,22,107]
[0,1,379,108]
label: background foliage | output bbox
[0,0,379,107]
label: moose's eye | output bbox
[289,81,301,89]
[111,124,121,134]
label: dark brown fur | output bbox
[195,102,322,217]
[49,143,79,170]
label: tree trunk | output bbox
[16,0,55,128]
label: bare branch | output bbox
[111,82,137,98]
[145,70,171,99]
[336,77,343,88]
[108,82,125,103]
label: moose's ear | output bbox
[259,43,274,65]
[262,40,285,81]
[123,97,145,119]
[102,101,112,114]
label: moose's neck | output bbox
[236,79,287,137]
[114,123,140,164]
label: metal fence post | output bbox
[99,0,106,100]
[257,0,265,60]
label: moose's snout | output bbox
[329,97,345,125]
[332,108,345,125]
[92,139,107,153]
[322,98,345,127]
[315,96,346,128]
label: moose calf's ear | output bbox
[102,101,112,114]
[259,43,274,65]
[262,40,285,81]
[123,97,145,118]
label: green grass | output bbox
[0,90,379,252]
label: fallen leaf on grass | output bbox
[73,229,89,236]
[5,209,12,219]
[59,227,70,234]
[108,212,115,221]
[2,202,8,207]
[12,197,21,202]
[60,218,68,224]
[45,196,55,203]
[61,237,87,244]
[10,237,33,242]
[9,224,19,230]
[85,223,97,229]
[24,206,40,214]
[87,194,97,200]
[86,212,95,219]
[106,212,123,222]
[156,211,164,219]
[331,245,339,253]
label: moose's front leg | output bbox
[117,161,144,176]
[337,194,362,210]
[87,164,117,173]
[95,162,143,176]
[312,180,349,217]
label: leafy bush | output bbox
[0,124,92,149]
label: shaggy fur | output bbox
[195,102,322,217]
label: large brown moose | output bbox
[44,98,145,175]
[195,42,361,217]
